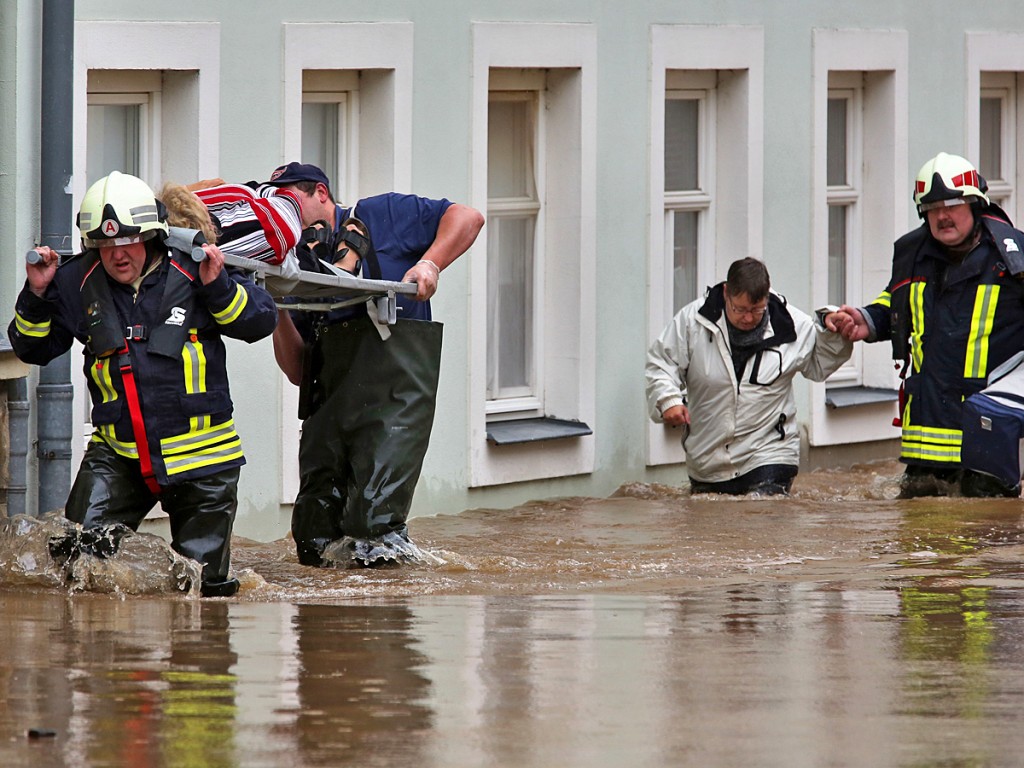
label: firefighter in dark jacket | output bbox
[827,152,1024,498]
[8,171,279,595]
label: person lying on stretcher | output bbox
[159,180,373,281]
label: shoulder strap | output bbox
[983,215,1024,277]
[343,204,382,279]
[79,252,127,358]
[117,343,161,495]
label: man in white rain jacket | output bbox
[646,257,852,495]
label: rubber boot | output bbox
[898,466,961,498]
[161,467,240,591]
[961,469,1022,498]
[200,577,240,597]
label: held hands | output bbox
[402,259,440,301]
[25,246,60,297]
[824,305,870,341]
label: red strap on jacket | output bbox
[893,359,909,428]
[117,343,161,496]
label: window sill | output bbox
[825,386,898,409]
[0,335,29,381]
[486,417,593,445]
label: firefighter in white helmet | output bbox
[8,171,278,595]
[825,152,1024,497]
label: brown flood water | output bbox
[2,459,1024,767]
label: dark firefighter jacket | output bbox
[8,242,278,486]
[861,212,1024,468]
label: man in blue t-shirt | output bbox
[267,162,483,567]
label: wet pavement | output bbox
[1,459,1024,767]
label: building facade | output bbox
[3,1,1024,539]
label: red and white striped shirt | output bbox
[196,183,302,265]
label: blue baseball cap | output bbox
[265,162,330,187]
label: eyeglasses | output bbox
[726,297,768,319]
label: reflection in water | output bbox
[0,596,240,768]
[290,604,431,766]
[0,460,1023,767]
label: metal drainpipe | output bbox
[35,0,75,516]
[6,378,30,517]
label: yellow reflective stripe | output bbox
[163,440,244,476]
[89,358,118,403]
[964,285,999,379]
[900,394,912,430]
[872,290,892,308]
[901,440,962,462]
[159,419,243,476]
[899,398,961,462]
[909,282,926,373]
[181,329,206,394]
[181,329,210,432]
[160,419,238,455]
[14,312,50,337]
[91,426,139,459]
[211,284,248,325]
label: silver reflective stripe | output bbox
[163,441,244,475]
[161,421,238,454]
[130,204,160,223]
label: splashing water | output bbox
[0,514,200,597]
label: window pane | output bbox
[488,100,535,199]
[672,210,699,313]
[664,98,699,191]
[87,104,139,183]
[827,98,847,186]
[828,205,847,305]
[301,102,340,192]
[980,96,1002,182]
[486,216,535,397]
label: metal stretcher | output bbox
[165,226,418,325]
[222,252,417,324]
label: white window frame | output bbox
[470,23,597,487]
[968,33,1024,227]
[979,74,1017,213]
[825,78,864,385]
[663,77,716,316]
[809,29,908,447]
[486,83,545,416]
[85,85,156,185]
[647,25,765,467]
[301,69,361,205]
[281,23,412,503]
[74,21,221,477]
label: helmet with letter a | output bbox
[913,152,990,218]
[76,171,169,248]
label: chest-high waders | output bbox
[290,315,443,566]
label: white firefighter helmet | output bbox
[77,171,168,248]
[913,152,990,216]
